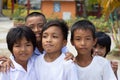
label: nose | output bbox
[94,48,100,55]
[46,36,52,42]
[20,45,26,52]
[81,39,85,45]
[34,26,39,32]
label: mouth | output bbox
[20,53,28,57]
[36,34,40,37]
[44,44,53,49]
[80,47,87,50]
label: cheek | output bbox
[12,50,18,58]
[73,42,79,49]
[103,49,107,54]
[99,48,106,56]
[12,48,18,54]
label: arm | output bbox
[0,55,14,72]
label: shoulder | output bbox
[93,55,110,67]
[62,58,76,69]
[94,55,109,63]
[35,53,43,63]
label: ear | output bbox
[93,38,97,47]
[62,40,67,47]
[70,40,74,46]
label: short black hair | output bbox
[71,20,96,41]
[42,19,69,40]
[6,26,36,53]
[95,31,111,57]
[25,12,47,23]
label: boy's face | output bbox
[25,16,44,43]
[93,44,106,57]
[71,29,96,55]
[42,26,66,54]
[13,37,33,63]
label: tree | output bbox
[0,0,4,17]
[98,0,120,54]
[98,0,120,20]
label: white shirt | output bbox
[76,56,117,80]
[35,53,78,80]
[0,55,37,80]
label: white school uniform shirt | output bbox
[35,52,78,80]
[0,55,37,80]
[76,55,117,80]
[43,46,69,55]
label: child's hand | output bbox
[111,60,118,79]
[0,55,14,72]
[111,60,118,73]
[64,52,75,61]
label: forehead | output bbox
[96,43,105,47]
[43,26,62,34]
[73,29,93,37]
[26,16,44,23]
[15,37,28,43]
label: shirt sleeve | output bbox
[61,46,69,53]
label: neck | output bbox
[44,51,61,62]
[76,53,93,67]
[37,41,43,52]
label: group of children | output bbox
[0,12,118,80]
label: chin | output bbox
[36,38,41,42]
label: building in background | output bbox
[2,0,104,19]
[41,0,76,20]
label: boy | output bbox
[35,19,78,80]
[93,31,111,57]
[93,31,118,79]
[0,12,73,71]
[25,12,47,54]
[0,26,37,80]
[70,20,117,80]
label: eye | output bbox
[76,38,80,40]
[100,46,104,49]
[74,37,80,41]
[26,43,32,46]
[53,35,58,38]
[86,37,92,40]
[42,34,47,38]
[14,44,20,47]
[28,25,34,29]
[38,24,44,28]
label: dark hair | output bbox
[42,19,69,40]
[25,12,47,24]
[95,31,111,57]
[71,20,96,41]
[6,26,36,53]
